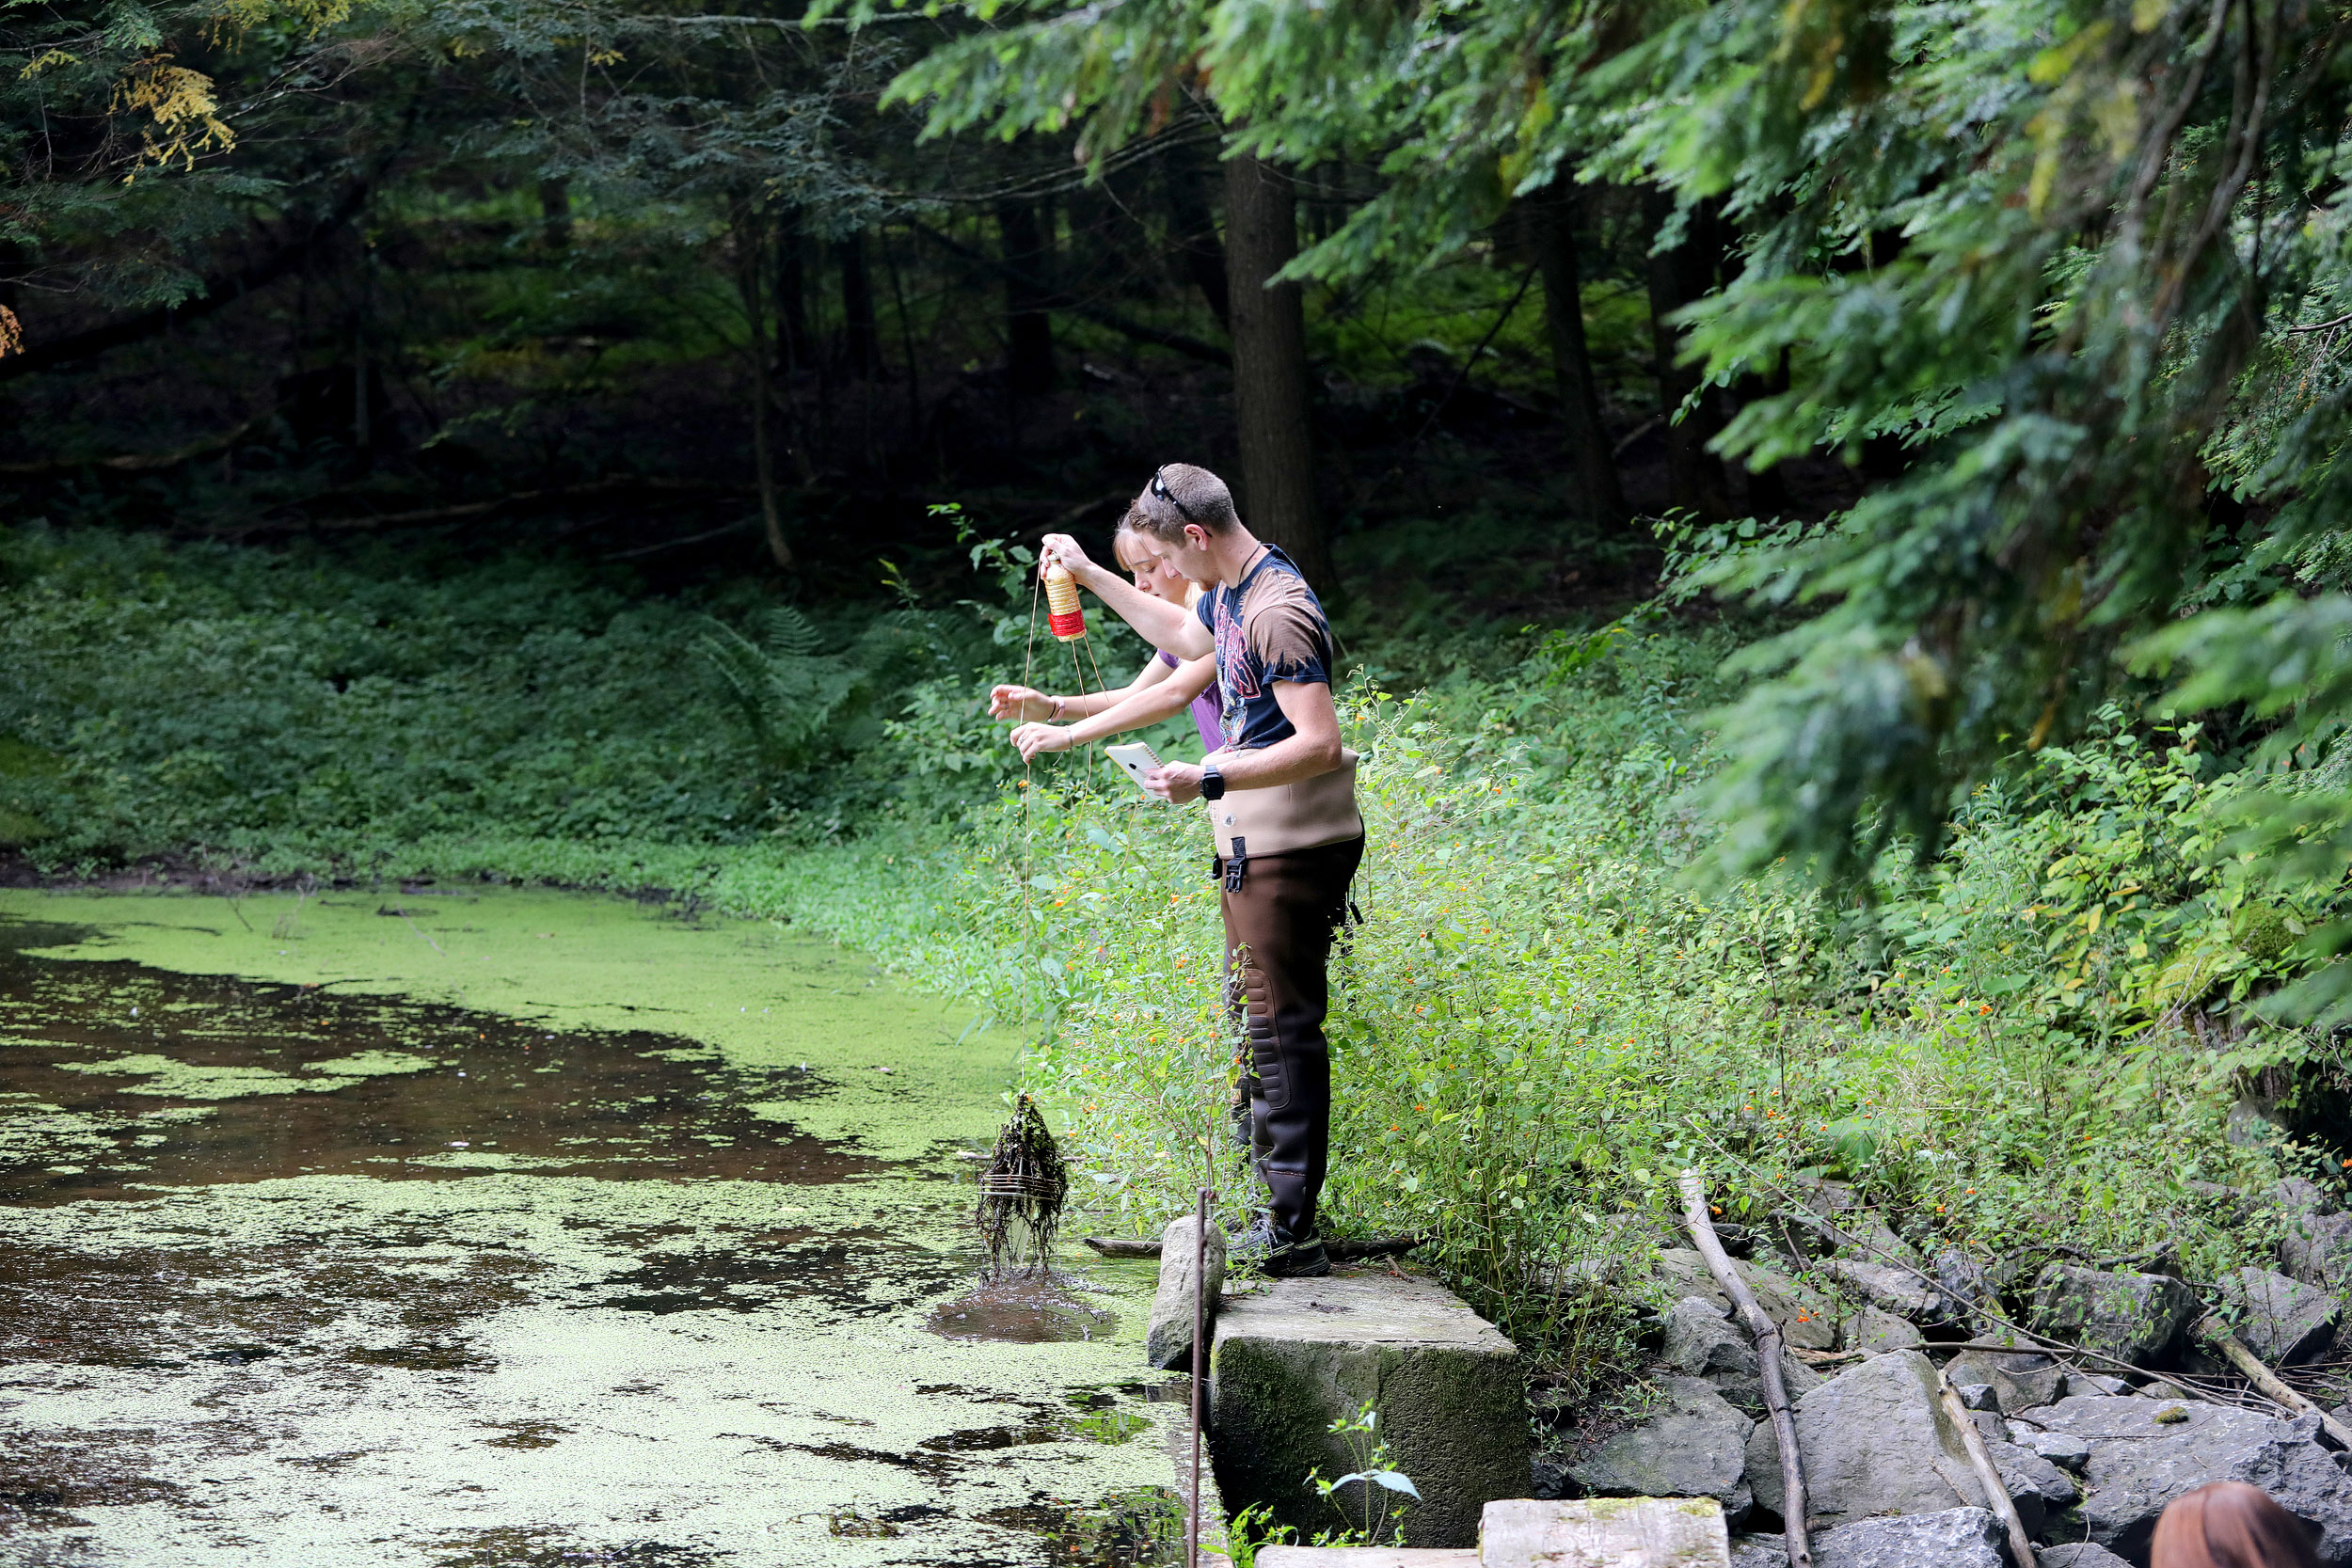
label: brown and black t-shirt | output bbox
[1192,545,1334,752]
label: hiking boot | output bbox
[1232,1215,1331,1278]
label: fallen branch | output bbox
[1935,1367,2039,1568]
[1688,1135,2283,1413]
[2198,1319,2352,1449]
[1681,1170,1811,1568]
[0,405,278,477]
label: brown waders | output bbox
[1216,833,1363,1242]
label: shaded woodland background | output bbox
[0,6,1861,612]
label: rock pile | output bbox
[1531,1176,2352,1567]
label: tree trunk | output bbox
[733,205,791,569]
[1645,188,1731,520]
[1531,184,1627,527]
[836,230,880,381]
[997,200,1057,396]
[537,177,571,249]
[1168,149,1231,329]
[774,208,809,373]
[882,226,923,446]
[1223,151,1328,586]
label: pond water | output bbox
[0,885,1187,1566]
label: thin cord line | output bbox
[1021,564,1042,840]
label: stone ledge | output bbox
[1256,1551,1479,1567]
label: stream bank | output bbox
[0,886,1190,1566]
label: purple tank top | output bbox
[1159,650,1225,753]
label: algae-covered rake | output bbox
[975,1093,1069,1277]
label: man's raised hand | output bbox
[1038,533,1096,580]
[989,684,1053,722]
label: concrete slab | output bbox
[1255,1550,1479,1567]
[1481,1497,1733,1568]
[1209,1270,1526,1549]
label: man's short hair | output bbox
[1131,463,1239,539]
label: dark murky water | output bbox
[0,899,1188,1566]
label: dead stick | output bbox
[2199,1318,2352,1449]
[1936,1369,2040,1568]
[1680,1170,1811,1568]
[1188,1185,1213,1568]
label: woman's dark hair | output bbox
[2153,1482,2319,1568]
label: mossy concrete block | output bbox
[1254,1550,1477,1567]
[1209,1272,1525,1549]
[1481,1497,1731,1568]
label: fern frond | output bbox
[762,604,824,657]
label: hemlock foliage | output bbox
[865,0,2352,1022]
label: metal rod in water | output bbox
[1188,1185,1213,1568]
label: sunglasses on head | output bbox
[1151,467,1200,524]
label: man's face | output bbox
[1146,524,1216,586]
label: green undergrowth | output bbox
[6,521,2347,1401]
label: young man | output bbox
[1038,462,1361,1278]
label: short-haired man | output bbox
[1039,462,1362,1277]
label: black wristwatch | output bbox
[1200,765,1226,801]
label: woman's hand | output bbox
[1010,723,1076,761]
[989,684,1055,722]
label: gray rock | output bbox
[1568,1374,1755,1526]
[2228,1096,2283,1148]
[1810,1508,2006,1568]
[2217,1266,2342,1364]
[1986,1435,2080,1511]
[1947,1348,2066,1414]
[1954,1383,1998,1411]
[1654,1250,1840,1351]
[2023,1394,2352,1562]
[1827,1259,1946,1323]
[2280,1210,2352,1291]
[2276,1178,2341,1218]
[2028,1264,2197,1366]
[2072,1372,2131,1396]
[2010,1426,2090,1471]
[1743,1349,1986,1531]
[1530,1450,1572,1500]
[1145,1214,1225,1370]
[1935,1249,1997,1321]
[1784,1176,1927,1267]
[1709,1346,1825,1418]
[1658,1292,1822,1415]
[1729,1535,1785,1568]
[1664,1295,1758,1379]
[1856,1305,1927,1352]
[2039,1544,2134,1568]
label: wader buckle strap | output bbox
[1223,837,1248,892]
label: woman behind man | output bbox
[988,512,1222,758]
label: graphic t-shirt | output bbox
[1192,545,1334,752]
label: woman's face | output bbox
[1117,536,1188,603]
